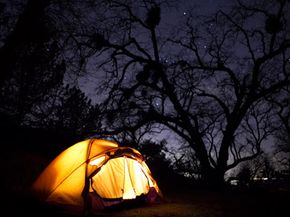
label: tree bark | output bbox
[200,166,226,189]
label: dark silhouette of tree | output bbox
[231,153,275,188]
[0,0,66,125]
[0,0,99,129]
[79,0,290,187]
[0,0,51,88]
[273,86,290,172]
[27,85,100,138]
[237,164,252,186]
[2,0,290,188]
[261,156,275,180]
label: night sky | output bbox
[80,0,233,102]
[76,0,275,172]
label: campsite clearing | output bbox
[3,187,290,217]
[1,142,289,217]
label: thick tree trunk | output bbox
[200,166,226,189]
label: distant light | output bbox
[204,45,207,48]
[183,12,187,15]
[230,180,239,186]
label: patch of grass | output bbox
[89,188,290,217]
[2,147,289,217]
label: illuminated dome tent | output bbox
[32,139,162,212]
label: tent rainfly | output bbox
[32,139,162,212]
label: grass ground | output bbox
[97,188,290,217]
[1,146,290,217]
[3,187,290,217]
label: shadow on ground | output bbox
[1,141,290,217]
[2,181,290,217]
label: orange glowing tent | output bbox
[32,139,162,212]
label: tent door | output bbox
[122,157,136,199]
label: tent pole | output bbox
[82,139,94,216]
